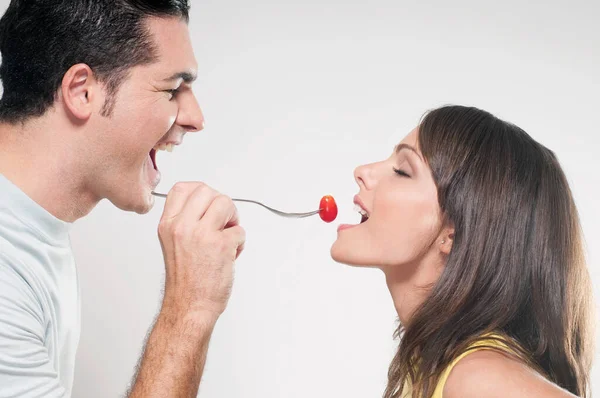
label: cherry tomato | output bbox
[319,195,338,223]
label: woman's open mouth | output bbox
[355,204,370,223]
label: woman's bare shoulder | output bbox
[443,349,577,398]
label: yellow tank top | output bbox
[401,334,513,398]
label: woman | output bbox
[331,105,594,398]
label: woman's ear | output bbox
[60,63,97,121]
[440,227,455,255]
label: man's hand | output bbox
[159,182,246,319]
[128,182,246,398]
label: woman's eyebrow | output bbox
[394,143,423,162]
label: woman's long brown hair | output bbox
[384,106,594,398]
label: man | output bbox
[0,1,245,397]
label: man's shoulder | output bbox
[0,238,45,321]
[0,234,34,285]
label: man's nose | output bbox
[176,91,205,132]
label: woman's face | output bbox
[331,128,445,269]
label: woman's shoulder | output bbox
[440,338,577,398]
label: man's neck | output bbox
[0,121,100,222]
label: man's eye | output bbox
[165,89,180,100]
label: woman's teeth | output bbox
[153,143,175,153]
[354,204,368,217]
[354,204,369,223]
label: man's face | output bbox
[84,16,204,214]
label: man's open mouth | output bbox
[149,143,176,171]
[150,149,157,170]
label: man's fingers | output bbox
[222,225,246,258]
[161,182,205,220]
[235,242,245,260]
[178,184,220,223]
[203,195,239,230]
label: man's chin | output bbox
[108,189,155,215]
[132,201,154,215]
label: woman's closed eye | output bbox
[393,167,411,178]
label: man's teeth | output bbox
[153,143,174,153]
[354,204,368,217]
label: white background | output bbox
[1,0,599,396]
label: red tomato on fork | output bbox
[319,195,338,223]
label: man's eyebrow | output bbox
[394,143,423,161]
[163,71,197,84]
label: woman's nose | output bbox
[354,162,378,190]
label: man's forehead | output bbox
[146,17,198,80]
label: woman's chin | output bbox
[330,245,346,264]
[330,242,372,267]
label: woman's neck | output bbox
[383,251,445,325]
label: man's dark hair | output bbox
[0,0,190,123]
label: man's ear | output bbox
[60,63,97,121]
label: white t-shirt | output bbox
[0,173,80,397]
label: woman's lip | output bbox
[353,195,370,216]
[337,223,358,232]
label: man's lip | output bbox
[154,140,183,147]
[154,131,186,148]
[353,195,370,216]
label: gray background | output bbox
[1,0,598,396]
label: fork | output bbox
[151,191,321,219]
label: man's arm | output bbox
[127,309,216,397]
[127,183,246,397]
[0,262,67,398]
